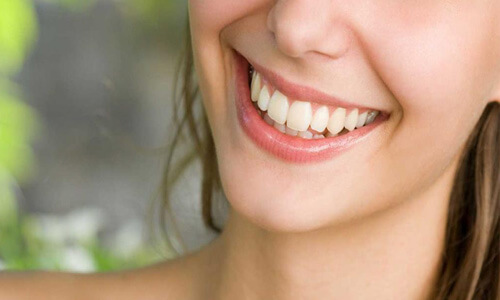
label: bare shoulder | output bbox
[108,249,216,300]
[107,255,202,300]
[0,255,203,300]
[0,270,93,300]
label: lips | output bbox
[233,50,388,163]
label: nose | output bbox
[267,0,350,59]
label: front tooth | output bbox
[355,111,368,128]
[344,108,359,131]
[267,90,289,125]
[286,101,312,131]
[251,72,261,102]
[310,106,329,132]
[327,107,346,135]
[365,111,379,125]
[257,86,271,111]
[274,122,286,133]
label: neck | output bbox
[198,161,457,300]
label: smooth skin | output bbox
[1,1,500,299]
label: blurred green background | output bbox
[0,0,220,272]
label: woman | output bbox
[1,1,499,299]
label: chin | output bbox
[216,148,374,233]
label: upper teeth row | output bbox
[251,71,379,135]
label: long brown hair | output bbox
[155,23,500,299]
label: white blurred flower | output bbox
[64,208,104,242]
[0,259,5,270]
[34,207,104,244]
[34,216,66,244]
[61,245,95,273]
[110,219,144,258]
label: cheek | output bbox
[365,4,494,171]
[188,0,268,143]
[189,1,267,34]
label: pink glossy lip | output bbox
[233,50,388,163]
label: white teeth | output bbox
[267,90,289,125]
[273,122,286,133]
[298,130,313,139]
[251,72,261,102]
[257,86,271,111]
[310,105,329,133]
[344,108,359,131]
[285,126,298,136]
[365,111,379,125]
[252,71,382,139]
[287,101,312,131]
[264,113,274,126]
[355,111,368,129]
[327,107,346,135]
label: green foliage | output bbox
[0,0,175,272]
[0,0,37,75]
[0,83,37,183]
[0,0,39,252]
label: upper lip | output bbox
[247,57,385,113]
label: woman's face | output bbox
[188,0,500,232]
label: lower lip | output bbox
[233,50,386,163]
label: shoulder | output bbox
[0,256,201,300]
[110,249,216,300]
[0,271,92,300]
[112,253,206,299]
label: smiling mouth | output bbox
[247,65,381,139]
[233,50,388,163]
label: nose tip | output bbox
[267,0,350,59]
